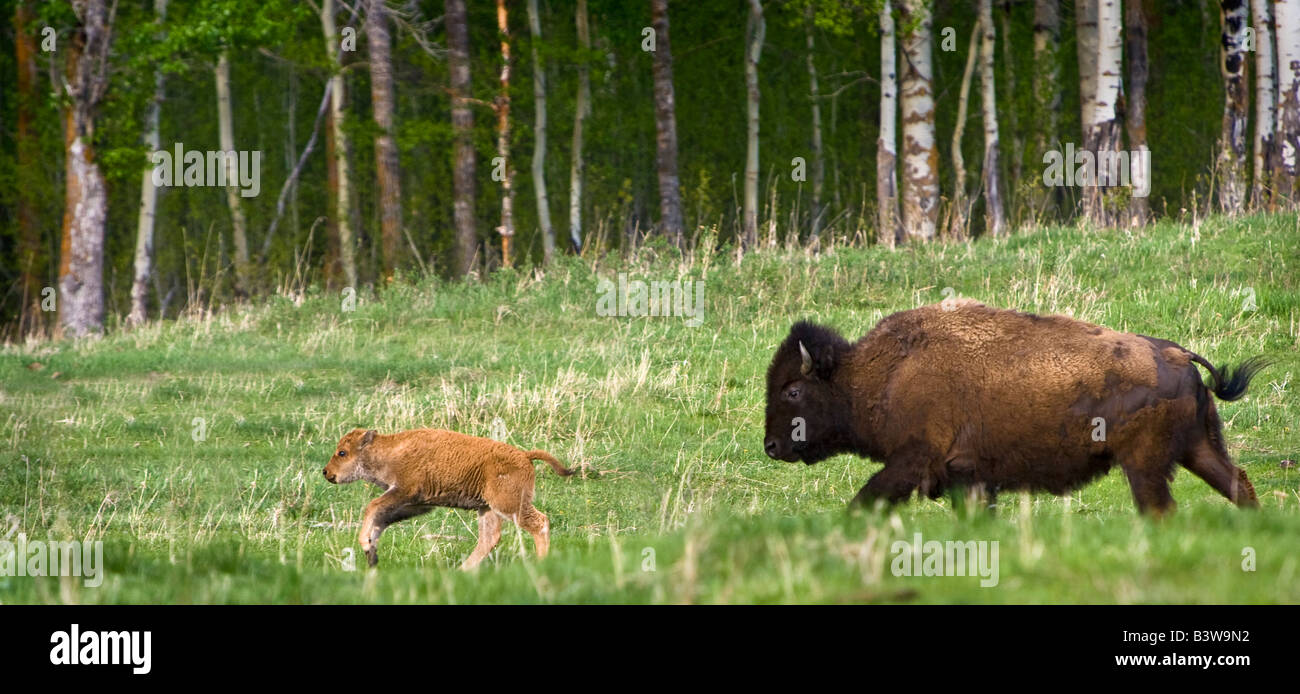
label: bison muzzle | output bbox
[762,300,1269,515]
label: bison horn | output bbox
[799,341,813,376]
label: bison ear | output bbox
[799,340,838,381]
[360,430,376,448]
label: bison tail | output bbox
[1190,354,1271,402]
[524,450,575,477]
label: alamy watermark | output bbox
[890,532,999,588]
[596,273,705,327]
[1042,142,1150,198]
[151,143,262,198]
[1,526,104,588]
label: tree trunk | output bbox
[526,0,555,264]
[1126,0,1150,224]
[568,0,591,254]
[446,0,478,276]
[1275,0,1300,205]
[742,0,765,249]
[130,0,167,326]
[495,0,515,268]
[1217,0,1250,213]
[948,23,980,240]
[215,50,253,294]
[979,0,1006,237]
[804,5,824,241]
[876,0,901,247]
[650,0,685,246]
[15,0,43,333]
[320,0,357,289]
[1252,0,1276,208]
[58,0,113,338]
[898,0,940,242]
[367,0,404,280]
[1077,0,1122,227]
[1032,0,1061,220]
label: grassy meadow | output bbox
[2,214,1298,604]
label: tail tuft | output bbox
[523,450,575,477]
[1192,355,1270,402]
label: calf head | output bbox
[324,428,377,484]
[763,321,854,464]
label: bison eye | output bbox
[337,450,347,457]
[785,386,801,401]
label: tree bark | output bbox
[1275,0,1300,205]
[368,0,404,280]
[320,0,357,289]
[1217,0,1250,213]
[130,0,167,326]
[568,0,591,254]
[979,0,1006,237]
[948,22,980,240]
[898,0,939,242]
[743,0,765,249]
[59,0,114,338]
[1126,0,1150,224]
[1077,0,1122,227]
[1032,0,1061,219]
[1252,0,1276,208]
[526,0,555,264]
[805,5,824,241]
[215,50,253,294]
[446,0,478,276]
[876,0,902,247]
[495,0,515,268]
[650,0,685,246]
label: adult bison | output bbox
[762,300,1269,514]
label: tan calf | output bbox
[323,428,574,570]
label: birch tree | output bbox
[367,0,404,279]
[898,0,939,242]
[650,0,685,246]
[948,23,980,240]
[320,0,357,289]
[527,0,556,264]
[495,0,515,268]
[1217,0,1250,212]
[743,0,765,249]
[1126,0,1150,224]
[568,0,591,253]
[1252,0,1276,207]
[446,0,478,276]
[58,0,115,337]
[131,0,168,326]
[1077,0,1123,227]
[215,50,253,294]
[979,0,1006,237]
[1275,0,1300,204]
[876,0,901,247]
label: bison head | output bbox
[763,321,854,464]
[324,428,376,483]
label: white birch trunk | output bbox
[568,0,590,253]
[527,0,554,264]
[320,0,356,289]
[216,50,252,292]
[1252,0,1276,207]
[743,0,765,249]
[899,0,939,242]
[130,0,166,326]
[876,0,901,247]
[979,0,1006,237]
[1217,0,1250,212]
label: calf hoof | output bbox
[366,548,379,567]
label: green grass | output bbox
[2,214,1298,603]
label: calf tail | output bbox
[524,450,575,477]
[1189,354,1271,402]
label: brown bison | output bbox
[762,300,1269,514]
[324,428,574,569]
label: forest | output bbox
[1,0,1297,337]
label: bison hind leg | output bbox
[1120,461,1177,516]
[1181,438,1259,508]
[849,465,921,512]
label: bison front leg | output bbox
[850,465,920,511]
[359,492,429,567]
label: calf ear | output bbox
[360,430,376,448]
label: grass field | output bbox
[2,214,1298,604]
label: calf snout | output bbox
[764,437,779,459]
[323,467,337,483]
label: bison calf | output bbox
[323,428,574,569]
[763,300,1269,515]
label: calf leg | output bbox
[850,465,920,511]
[360,492,431,567]
[460,509,503,571]
[517,506,551,558]
[1181,438,1258,508]
[1121,463,1176,516]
